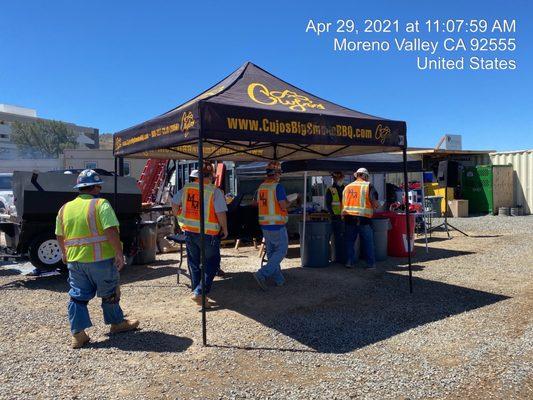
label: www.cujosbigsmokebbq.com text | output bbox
[305,18,518,71]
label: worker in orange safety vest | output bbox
[253,161,289,290]
[342,167,379,270]
[172,162,228,307]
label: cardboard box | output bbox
[448,200,469,218]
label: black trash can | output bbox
[299,221,331,268]
[133,221,157,265]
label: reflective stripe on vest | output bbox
[328,186,342,215]
[178,183,221,235]
[257,181,288,226]
[60,197,110,262]
[343,181,373,218]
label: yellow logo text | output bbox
[375,124,391,144]
[180,111,195,137]
[247,83,325,112]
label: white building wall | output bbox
[0,158,60,173]
[490,150,533,215]
[62,149,146,180]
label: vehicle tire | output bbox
[28,233,66,271]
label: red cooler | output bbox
[375,211,416,257]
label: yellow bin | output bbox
[425,183,454,215]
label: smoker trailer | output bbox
[0,171,142,271]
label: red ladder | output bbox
[137,159,169,203]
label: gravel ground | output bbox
[0,215,532,399]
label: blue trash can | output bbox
[299,221,331,268]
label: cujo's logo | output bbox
[180,111,195,138]
[375,124,391,144]
[114,137,122,150]
[247,83,325,112]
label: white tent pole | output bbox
[420,171,429,253]
[301,171,308,267]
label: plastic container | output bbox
[408,190,423,204]
[498,207,510,216]
[134,221,157,264]
[299,221,331,267]
[377,212,415,257]
[371,217,391,261]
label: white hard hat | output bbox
[355,168,369,176]
[189,169,199,179]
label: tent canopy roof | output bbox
[114,62,407,161]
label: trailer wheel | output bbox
[29,234,66,271]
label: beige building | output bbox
[62,149,146,180]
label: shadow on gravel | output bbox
[208,267,509,354]
[1,263,181,292]
[399,246,475,264]
[0,267,22,277]
[89,330,193,353]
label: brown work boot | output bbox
[110,319,140,334]
[71,330,90,349]
[191,294,216,308]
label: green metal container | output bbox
[462,165,493,214]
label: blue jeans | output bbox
[67,259,124,334]
[345,223,375,267]
[258,227,288,285]
[185,232,221,296]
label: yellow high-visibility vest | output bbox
[58,196,116,262]
[328,186,342,215]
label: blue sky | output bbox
[0,0,531,151]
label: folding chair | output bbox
[165,233,189,285]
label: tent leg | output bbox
[114,157,118,210]
[301,171,308,267]
[198,139,207,346]
[420,171,429,253]
[402,147,413,293]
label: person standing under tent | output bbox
[326,171,346,264]
[254,161,289,290]
[173,163,228,307]
[342,167,379,270]
[56,169,139,349]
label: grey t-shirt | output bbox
[172,186,228,213]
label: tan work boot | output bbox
[191,294,216,308]
[71,330,90,349]
[110,319,140,334]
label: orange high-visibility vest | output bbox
[342,180,373,218]
[178,182,221,235]
[257,180,288,226]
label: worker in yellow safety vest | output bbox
[342,167,379,270]
[326,171,346,263]
[172,162,228,307]
[253,161,289,290]
[55,169,139,349]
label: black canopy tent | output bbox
[113,62,412,346]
